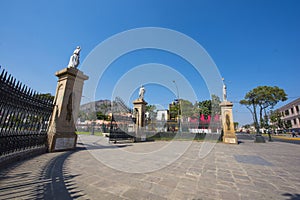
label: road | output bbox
[236,132,300,145]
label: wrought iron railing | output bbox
[0,67,54,158]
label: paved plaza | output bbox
[0,135,300,200]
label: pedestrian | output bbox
[292,130,296,137]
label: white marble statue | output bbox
[138,85,145,100]
[68,46,81,68]
[223,83,227,102]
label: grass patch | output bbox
[76,131,103,136]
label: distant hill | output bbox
[80,99,112,114]
[80,97,132,115]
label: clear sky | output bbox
[1,0,299,126]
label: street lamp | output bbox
[173,80,182,133]
[82,96,96,135]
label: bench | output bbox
[109,128,135,143]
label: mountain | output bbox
[80,99,112,114]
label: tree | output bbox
[269,110,292,132]
[169,101,179,120]
[34,93,54,101]
[270,110,281,131]
[180,99,194,120]
[240,86,287,142]
[243,124,251,129]
[211,95,221,114]
[234,122,239,131]
[96,111,109,120]
[145,104,157,123]
[197,95,221,119]
[146,105,156,113]
[197,100,211,118]
[195,95,221,130]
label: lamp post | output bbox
[82,96,96,135]
[173,80,182,133]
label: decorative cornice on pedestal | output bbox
[55,67,89,80]
[220,101,233,107]
[133,99,148,105]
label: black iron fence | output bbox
[0,67,54,161]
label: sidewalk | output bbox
[273,135,300,141]
[0,135,300,200]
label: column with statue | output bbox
[219,78,238,144]
[133,85,147,141]
[47,46,89,152]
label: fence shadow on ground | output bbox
[282,193,300,200]
[0,147,87,200]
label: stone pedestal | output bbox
[133,99,147,141]
[133,99,148,127]
[220,101,238,144]
[48,67,88,152]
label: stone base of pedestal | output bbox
[254,135,266,143]
[133,130,147,142]
[135,135,147,142]
[48,133,77,152]
[223,135,238,144]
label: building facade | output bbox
[277,97,300,132]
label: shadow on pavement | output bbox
[39,149,85,200]
[0,147,87,200]
[282,193,300,200]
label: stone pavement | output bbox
[0,135,300,200]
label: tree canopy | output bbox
[197,95,221,118]
[240,85,287,134]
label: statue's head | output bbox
[73,46,81,55]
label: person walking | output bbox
[292,130,297,137]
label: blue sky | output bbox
[1,0,299,125]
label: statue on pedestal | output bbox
[138,85,145,100]
[68,46,81,69]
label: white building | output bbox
[156,110,168,121]
[277,97,300,131]
[156,110,168,132]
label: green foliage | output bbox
[240,85,287,133]
[198,100,211,117]
[180,99,194,118]
[197,95,221,119]
[76,131,103,136]
[97,103,111,114]
[234,122,239,130]
[243,124,251,129]
[34,93,54,101]
[96,111,110,120]
[269,110,292,130]
[169,101,179,120]
[146,105,156,113]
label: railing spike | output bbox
[21,84,26,93]
[6,74,12,84]
[12,78,16,87]
[0,69,5,79]
[28,88,32,96]
[24,86,29,94]
[2,71,8,81]
[16,81,21,90]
